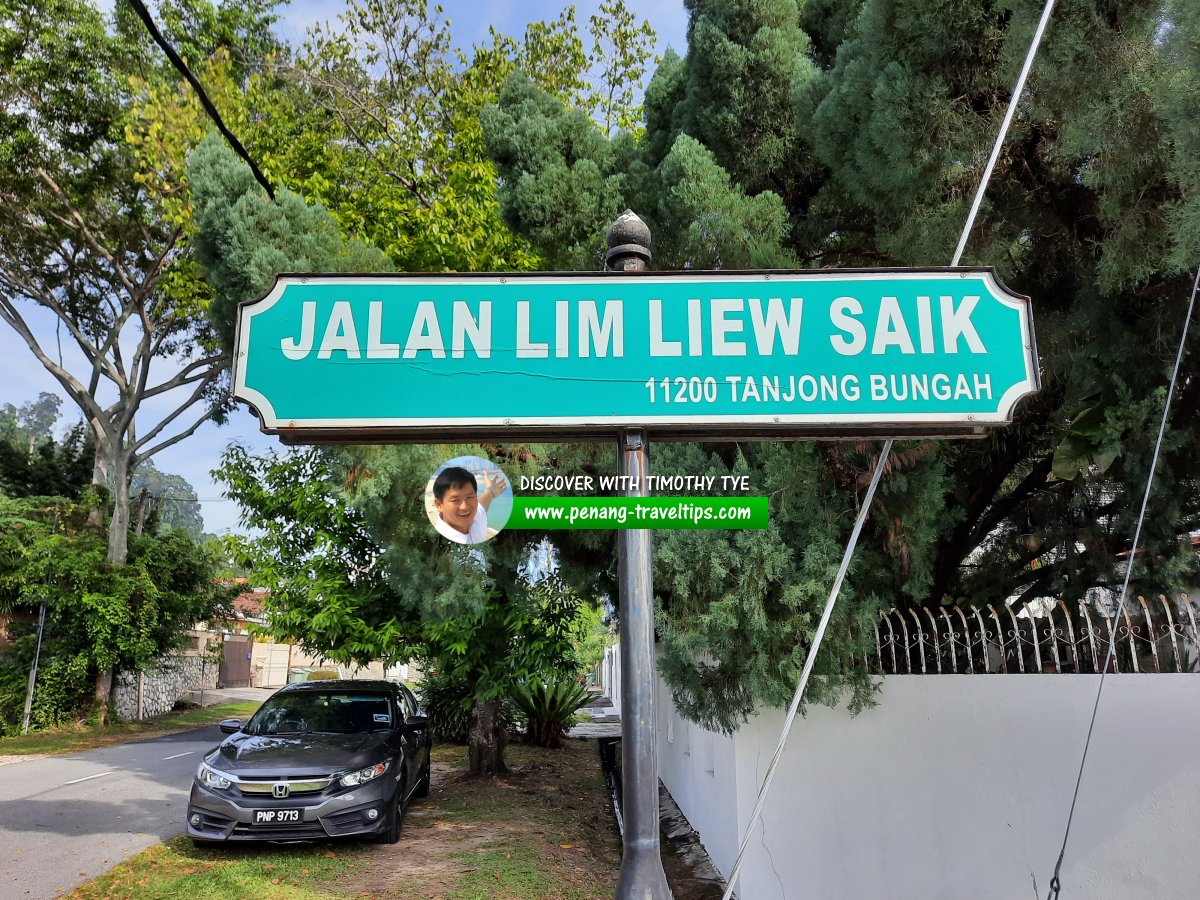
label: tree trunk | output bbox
[107,450,130,566]
[467,697,508,776]
[86,425,109,528]
[93,669,113,723]
[92,441,129,726]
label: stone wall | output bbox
[179,652,219,692]
[113,657,185,720]
[111,650,218,720]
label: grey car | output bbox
[186,680,432,845]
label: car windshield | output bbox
[246,692,393,735]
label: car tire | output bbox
[375,781,404,844]
[412,757,431,799]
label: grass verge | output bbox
[0,701,262,757]
[65,739,621,899]
[68,836,367,900]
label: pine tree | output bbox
[482,0,1200,731]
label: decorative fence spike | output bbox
[871,595,1199,674]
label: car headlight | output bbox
[196,762,233,790]
[339,760,389,787]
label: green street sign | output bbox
[232,269,1038,442]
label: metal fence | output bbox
[870,594,1200,674]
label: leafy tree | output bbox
[0,0,283,716]
[483,71,797,272]
[251,0,563,274]
[0,394,93,500]
[130,460,205,540]
[584,0,658,137]
[14,393,62,451]
[0,422,94,501]
[672,0,815,199]
[0,495,222,731]
[215,443,593,773]
[247,0,658,276]
[482,0,1200,731]
[795,0,1200,604]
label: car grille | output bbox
[231,822,328,840]
[236,776,334,796]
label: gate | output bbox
[218,634,253,687]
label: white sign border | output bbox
[232,268,1039,438]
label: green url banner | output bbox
[507,496,768,530]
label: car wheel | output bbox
[375,780,404,844]
[412,756,431,799]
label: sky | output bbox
[0,1,689,535]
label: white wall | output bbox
[658,675,1200,900]
[603,644,622,717]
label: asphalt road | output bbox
[0,725,226,899]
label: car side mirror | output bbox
[404,714,428,729]
[219,718,243,735]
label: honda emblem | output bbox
[272,783,290,798]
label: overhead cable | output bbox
[124,0,275,200]
[720,3,1059,896]
[1045,263,1199,900]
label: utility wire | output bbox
[952,1,1058,267]
[1045,263,1199,900]
[125,0,275,200]
[720,3,1058,897]
[719,437,893,899]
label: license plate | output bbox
[253,808,301,825]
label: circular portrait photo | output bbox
[425,455,513,545]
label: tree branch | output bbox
[141,353,229,398]
[132,363,226,456]
[0,264,126,388]
[134,398,225,466]
[35,168,139,297]
[0,295,107,422]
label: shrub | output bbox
[419,670,520,744]
[509,680,592,749]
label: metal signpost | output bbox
[232,212,1039,899]
[605,214,670,899]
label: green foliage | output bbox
[674,0,815,196]
[418,669,519,745]
[131,460,205,540]
[483,72,797,270]
[0,420,93,502]
[509,679,591,749]
[0,645,92,735]
[245,0,611,276]
[214,444,419,666]
[584,0,658,136]
[481,0,1200,733]
[189,133,390,352]
[649,133,796,269]
[0,496,223,730]
[483,73,628,270]
[148,0,285,76]
[569,603,613,674]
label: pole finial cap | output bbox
[606,209,651,266]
